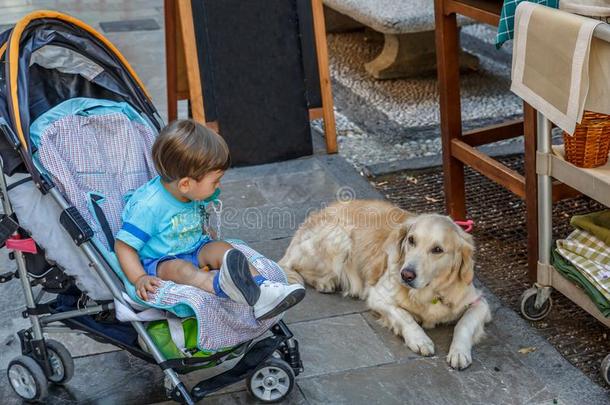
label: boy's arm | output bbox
[115,240,160,300]
[115,239,145,284]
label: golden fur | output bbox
[280,200,492,369]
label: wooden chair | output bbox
[433,0,577,280]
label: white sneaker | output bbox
[218,249,260,305]
[254,281,306,320]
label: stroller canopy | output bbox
[0,10,161,179]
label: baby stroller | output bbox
[0,11,302,404]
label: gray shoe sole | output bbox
[221,249,260,305]
[256,288,306,320]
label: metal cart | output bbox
[520,21,610,383]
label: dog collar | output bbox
[466,295,484,309]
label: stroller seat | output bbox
[9,97,157,301]
[31,97,157,253]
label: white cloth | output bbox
[560,0,610,18]
[510,2,605,134]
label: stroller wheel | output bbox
[46,339,74,384]
[7,355,48,402]
[247,358,294,403]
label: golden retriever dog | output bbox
[279,200,491,369]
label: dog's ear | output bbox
[384,215,416,266]
[456,233,475,285]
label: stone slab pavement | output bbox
[0,1,607,404]
[1,153,608,404]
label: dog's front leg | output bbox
[447,298,491,370]
[367,284,435,356]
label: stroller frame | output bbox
[0,159,304,403]
[0,11,303,403]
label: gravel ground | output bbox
[316,23,524,171]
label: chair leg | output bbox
[164,0,178,122]
[434,0,466,220]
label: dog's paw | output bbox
[447,346,472,370]
[405,333,435,357]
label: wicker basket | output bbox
[563,111,610,168]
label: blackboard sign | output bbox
[165,0,337,166]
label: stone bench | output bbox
[324,0,479,79]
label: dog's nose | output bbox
[401,268,416,283]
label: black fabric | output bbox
[27,64,126,123]
[0,119,25,175]
[192,0,217,122]
[6,176,31,191]
[1,16,163,178]
[55,294,138,346]
[192,0,313,166]
[296,0,322,108]
[0,27,11,44]
[0,28,26,175]
[11,23,155,150]
[89,193,115,250]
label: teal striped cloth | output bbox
[496,0,559,48]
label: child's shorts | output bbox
[142,236,213,276]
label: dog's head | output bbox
[384,214,474,290]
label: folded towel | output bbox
[571,210,610,246]
[552,249,610,316]
[556,229,610,302]
[510,2,608,134]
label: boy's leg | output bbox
[198,240,260,275]
[198,241,306,319]
[198,241,261,305]
[156,259,215,293]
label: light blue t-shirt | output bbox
[116,176,209,261]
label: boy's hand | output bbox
[135,275,162,301]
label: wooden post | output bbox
[164,0,178,122]
[434,0,466,220]
[311,0,337,154]
[176,0,206,124]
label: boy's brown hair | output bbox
[152,119,230,182]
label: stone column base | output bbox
[364,29,479,80]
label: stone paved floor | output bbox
[0,1,608,404]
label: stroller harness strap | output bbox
[88,192,115,250]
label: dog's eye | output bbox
[431,246,444,254]
[407,235,415,246]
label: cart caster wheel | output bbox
[520,288,553,321]
[601,354,610,385]
[46,339,74,384]
[7,355,48,402]
[247,357,295,403]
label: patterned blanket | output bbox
[147,240,286,352]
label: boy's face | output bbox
[179,170,224,201]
